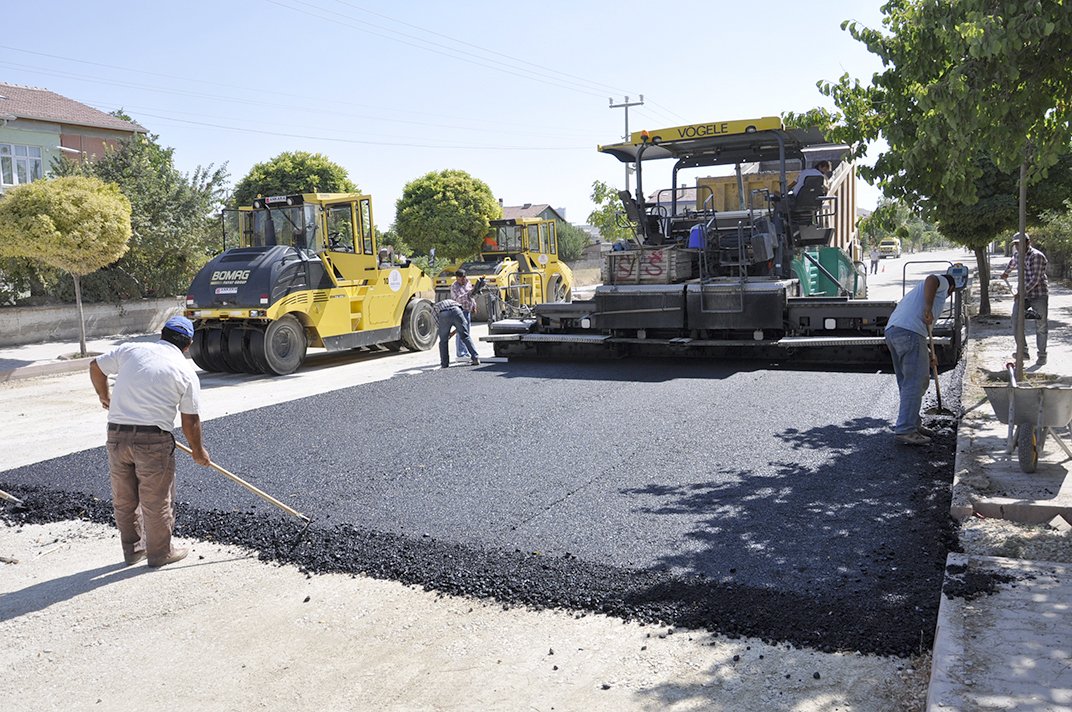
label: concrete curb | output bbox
[926,553,968,711]
[0,357,95,383]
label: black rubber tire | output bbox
[205,328,238,372]
[401,299,437,351]
[246,327,271,374]
[547,276,567,303]
[223,326,258,373]
[1016,424,1039,473]
[250,315,307,375]
[190,328,216,372]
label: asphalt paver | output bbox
[1,357,962,656]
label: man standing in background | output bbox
[451,269,478,361]
[1001,233,1048,365]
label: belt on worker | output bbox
[108,423,166,434]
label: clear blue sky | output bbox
[2,0,887,226]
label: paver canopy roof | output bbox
[598,118,833,169]
[0,82,144,132]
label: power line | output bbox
[0,46,594,137]
[131,110,590,151]
[0,60,594,141]
[266,0,614,99]
[327,0,635,97]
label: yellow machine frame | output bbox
[185,192,435,375]
[435,217,574,320]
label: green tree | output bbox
[232,151,357,207]
[52,131,228,300]
[822,0,1072,362]
[928,154,1072,271]
[1034,201,1072,280]
[0,177,131,355]
[556,221,590,262]
[586,180,635,243]
[394,170,500,261]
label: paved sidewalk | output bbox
[0,334,161,382]
[930,269,1072,711]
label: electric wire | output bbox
[266,0,614,99]
[0,60,595,141]
[132,111,590,151]
[325,0,636,97]
[0,46,594,138]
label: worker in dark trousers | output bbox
[434,299,480,369]
[884,274,956,446]
[90,316,211,567]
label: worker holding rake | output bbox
[90,316,211,567]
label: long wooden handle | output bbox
[0,488,23,504]
[175,442,311,523]
[927,323,944,409]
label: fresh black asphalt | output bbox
[1,358,961,655]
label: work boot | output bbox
[895,431,931,446]
[124,551,147,566]
[470,357,481,365]
[148,546,188,568]
[1037,354,1047,365]
[917,425,938,438]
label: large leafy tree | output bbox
[556,221,590,261]
[394,169,500,261]
[586,180,635,243]
[822,0,1072,374]
[232,151,357,207]
[0,177,131,355]
[52,130,228,300]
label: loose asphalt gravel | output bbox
[1,357,964,657]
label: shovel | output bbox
[925,323,956,418]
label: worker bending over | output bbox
[884,274,956,446]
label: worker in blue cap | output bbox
[89,315,212,567]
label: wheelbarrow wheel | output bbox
[1016,424,1039,473]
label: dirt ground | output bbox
[0,519,923,711]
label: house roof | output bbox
[0,83,144,133]
[501,203,564,222]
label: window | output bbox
[0,144,44,187]
[548,222,557,254]
[359,199,374,255]
[326,204,355,251]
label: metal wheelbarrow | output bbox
[982,364,1072,473]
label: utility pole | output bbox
[609,95,644,193]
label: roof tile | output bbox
[0,82,144,132]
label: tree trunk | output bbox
[73,273,88,358]
[1014,161,1028,380]
[973,246,991,316]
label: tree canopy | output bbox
[586,180,635,243]
[50,130,229,300]
[394,170,500,261]
[555,221,590,261]
[0,176,132,354]
[0,176,131,274]
[821,0,1072,320]
[232,151,357,207]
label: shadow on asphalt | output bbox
[617,416,957,656]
